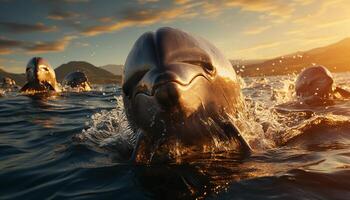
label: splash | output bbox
[242,73,350,151]
[75,73,350,163]
[74,75,291,161]
[270,75,296,105]
[277,114,350,145]
[74,96,135,155]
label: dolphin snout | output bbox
[131,62,210,111]
[145,71,183,109]
[154,81,181,108]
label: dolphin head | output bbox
[295,66,334,99]
[63,71,91,91]
[25,57,58,91]
[122,27,243,146]
[2,77,16,87]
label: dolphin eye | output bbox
[39,65,49,72]
[183,60,215,74]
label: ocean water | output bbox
[1,73,350,200]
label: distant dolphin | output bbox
[1,77,19,90]
[295,65,350,102]
[20,57,60,93]
[2,77,16,87]
[63,71,92,91]
[122,27,251,163]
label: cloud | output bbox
[232,41,284,59]
[225,0,294,17]
[192,0,295,18]
[315,18,350,29]
[25,36,75,54]
[0,36,74,54]
[302,35,338,45]
[174,0,191,4]
[81,7,187,36]
[284,0,350,40]
[57,0,335,40]
[74,41,89,47]
[236,41,282,53]
[0,49,13,55]
[47,10,80,20]
[291,0,315,5]
[0,37,24,48]
[40,0,89,3]
[286,29,303,36]
[138,0,159,4]
[1,0,345,61]
[79,0,299,37]
[0,22,58,33]
[0,38,23,54]
[243,25,271,35]
[98,17,113,23]
[293,0,346,24]
[63,0,89,2]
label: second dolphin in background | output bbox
[62,71,92,92]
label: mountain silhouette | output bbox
[100,64,123,76]
[55,61,121,84]
[234,38,350,77]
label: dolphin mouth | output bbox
[134,74,208,97]
[42,82,55,90]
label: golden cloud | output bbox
[47,10,80,20]
[138,0,159,4]
[236,41,282,53]
[225,0,294,17]
[174,0,191,4]
[0,36,74,54]
[0,49,13,55]
[286,29,304,36]
[80,0,302,37]
[302,35,338,45]
[71,0,344,41]
[62,0,89,3]
[25,36,75,54]
[82,7,187,36]
[293,0,347,24]
[316,18,350,29]
[195,0,295,18]
[0,37,24,49]
[243,25,272,35]
[0,22,58,33]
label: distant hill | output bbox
[235,38,350,77]
[100,64,123,76]
[55,61,121,84]
[0,68,26,86]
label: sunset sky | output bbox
[1,0,350,73]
